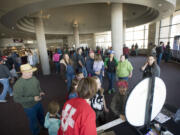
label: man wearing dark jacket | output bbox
[86,51,95,77]
[0,57,13,102]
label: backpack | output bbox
[66,64,74,75]
[53,53,60,62]
[90,90,104,111]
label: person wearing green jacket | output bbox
[13,64,45,135]
[116,55,133,81]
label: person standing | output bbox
[58,77,97,135]
[156,42,164,65]
[76,48,87,77]
[60,54,75,91]
[0,57,13,102]
[53,50,61,74]
[104,50,118,94]
[116,55,133,81]
[141,55,160,78]
[164,42,171,62]
[86,51,95,77]
[13,64,45,135]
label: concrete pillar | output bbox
[155,21,160,46]
[123,22,126,44]
[34,17,50,75]
[93,33,96,50]
[73,22,80,49]
[111,3,123,60]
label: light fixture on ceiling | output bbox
[11,27,14,30]
[158,3,162,7]
[107,1,111,5]
[27,40,34,44]
[40,10,51,19]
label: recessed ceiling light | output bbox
[11,27,14,30]
[107,1,111,5]
[158,3,162,7]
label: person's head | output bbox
[147,55,156,66]
[70,78,79,92]
[94,54,102,61]
[117,81,128,95]
[77,48,82,55]
[63,53,69,61]
[75,69,84,81]
[20,64,37,79]
[120,55,125,62]
[77,77,97,99]
[91,76,101,90]
[89,51,94,59]
[48,101,60,115]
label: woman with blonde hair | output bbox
[93,54,104,82]
[60,53,75,91]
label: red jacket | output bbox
[58,98,97,135]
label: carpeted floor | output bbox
[0,56,179,135]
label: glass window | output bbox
[134,25,144,31]
[125,24,149,49]
[160,27,169,38]
[161,17,170,27]
[126,28,133,32]
[134,31,144,40]
[126,41,134,48]
[144,40,148,49]
[126,32,133,40]
[171,24,180,37]
[170,38,174,49]
[145,30,149,39]
[159,39,168,45]
[172,14,180,24]
[145,24,149,30]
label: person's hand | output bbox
[40,92,45,97]
[34,96,42,102]
[120,115,126,121]
[128,74,132,78]
[95,71,100,75]
[104,107,109,113]
[10,78,14,84]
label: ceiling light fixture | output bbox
[158,3,162,7]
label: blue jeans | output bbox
[157,53,163,65]
[67,74,75,91]
[118,77,128,81]
[0,78,13,100]
[107,72,116,90]
[24,102,45,135]
[54,62,60,73]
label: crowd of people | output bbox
[0,44,163,135]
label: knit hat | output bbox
[117,81,128,88]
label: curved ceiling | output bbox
[0,0,177,37]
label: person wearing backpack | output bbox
[53,50,60,74]
[60,53,75,91]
